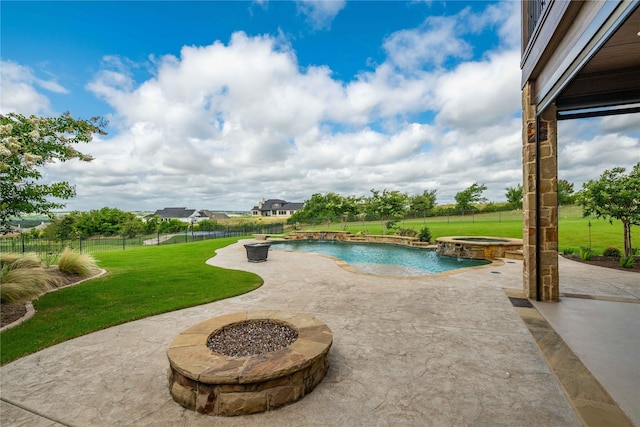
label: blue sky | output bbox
[2,1,639,212]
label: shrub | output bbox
[395,228,417,237]
[1,253,42,270]
[579,247,593,261]
[562,248,575,256]
[41,250,62,268]
[418,226,432,243]
[0,256,63,304]
[385,220,398,232]
[57,248,98,276]
[603,247,621,258]
[620,256,636,268]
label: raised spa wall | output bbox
[435,236,523,260]
[285,230,432,247]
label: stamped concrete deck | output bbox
[1,240,638,426]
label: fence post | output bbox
[122,232,126,250]
[21,233,25,254]
[79,236,83,253]
[157,229,160,246]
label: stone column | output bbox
[522,82,537,299]
[522,82,559,301]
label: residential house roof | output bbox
[199,210,229,220]
[252,199,304,212]
[148,207,198,219]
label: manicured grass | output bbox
[0,237,262,365]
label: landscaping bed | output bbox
[563,255,640,273]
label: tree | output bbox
[288,193,360,224]
[408,190,437,218]
[558,179,576,205]
[366,189,409,233]
[505,184,523,208]
[455,183,487,211]
[577,163,640,258]
[0,112,107,233]
[74,207,141,237]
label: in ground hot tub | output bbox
[436,236,523,260]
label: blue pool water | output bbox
[270,241,490,276]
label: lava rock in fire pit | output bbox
[207,320,298,357]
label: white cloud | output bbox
[558,120,640,188]
[0,60,68,115]
[598,112,640,134]
[296,0,346,30]
[383,15,472,70]
[434,49,521,130]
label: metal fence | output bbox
[0,223,284,258]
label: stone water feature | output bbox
[435,236,523,260]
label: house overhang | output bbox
[522,0,640,120]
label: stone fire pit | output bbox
[167,310,333,416]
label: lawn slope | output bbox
[1,238,262,365]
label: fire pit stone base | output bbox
[167,310,332,416]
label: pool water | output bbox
[271,241,490,276]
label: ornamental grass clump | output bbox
[0,255,63,304]
[57,248,97,276]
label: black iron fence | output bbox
[0,223,284,258]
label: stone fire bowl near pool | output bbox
[167,310,332,416]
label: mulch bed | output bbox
[562,255,640,273]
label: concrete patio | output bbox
[1,239,638,426]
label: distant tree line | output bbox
[22,207,231,240]
[288,180,581,232]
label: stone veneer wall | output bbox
[435,237,523,260]
[287,230,421,246]
[168,352,329,416]
[522,82,559,301]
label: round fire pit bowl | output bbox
[167,310,333,416]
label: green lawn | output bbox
[0,237,262,365]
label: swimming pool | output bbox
[270,240,490,276]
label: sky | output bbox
[1,0,639,213]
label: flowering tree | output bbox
[0,112,107,233]
[577,163,640,258]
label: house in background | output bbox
[199,210,230,220]
[147,207,205,223]
[520,0,639,302]
[251,199,304,218]
[146,207,231,223]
